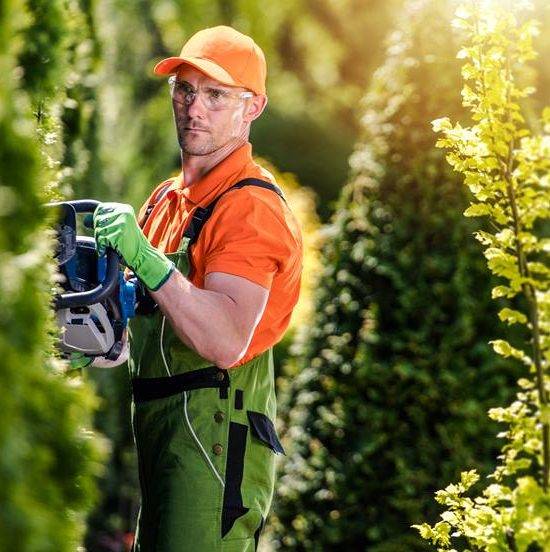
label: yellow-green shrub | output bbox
[416,2,549,549]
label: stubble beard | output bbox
[178,128,219,156]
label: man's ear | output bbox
[244,94,268,123]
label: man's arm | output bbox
[150,269,269,369]
[92,201,274,368]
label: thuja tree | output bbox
[415,1,549,550]
[18,0,103,199]
[269,1,521,550]
[60,0,105,200]
[0,1,104,550]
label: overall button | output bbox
[212,443,223,455]
[215,371,225,382]
[214,411,225,423]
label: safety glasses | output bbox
[168,76,254,110]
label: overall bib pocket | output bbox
[247,411,285,455]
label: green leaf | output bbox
[463,203,491,217]
[460,470,480,489]
[491,285,515,299]
[498,307,528,326]
[441,511,458,525]
[489,340,531,364]
[489,339,513,356]
[412,523,435,540]
[432,117,452,132]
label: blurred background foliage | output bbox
[71,0,402,218]
[2,0,549,550]
[269,0,527,549]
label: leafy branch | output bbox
[414,1,550,550]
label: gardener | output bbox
[93,25,303,551]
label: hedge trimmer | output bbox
[48,200,137,363]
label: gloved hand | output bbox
[69,352,94,370]
[93,202,174,291]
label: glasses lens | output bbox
[169,78,191,105]
[204,88,233,110]
[168,78,249,110]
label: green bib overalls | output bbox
[128,179,286,551]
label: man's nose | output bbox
[186,92,208,118]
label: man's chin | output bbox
[181,147,212,156]
[179,138,217,156]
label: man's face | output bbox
[171,66,252,156]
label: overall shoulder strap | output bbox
[139,180,173,228]
[183,178,286,247]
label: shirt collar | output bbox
[171,143,253,208]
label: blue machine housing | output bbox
[96,251,136,326]
[119,273,136,326]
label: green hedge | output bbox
[0,1,103,550]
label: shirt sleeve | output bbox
[201,188,295,289]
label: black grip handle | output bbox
[70,199,101,213]
[55,247,120,309]
[46,199,101,215]
[51,199,120,309]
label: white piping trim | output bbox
[159,315,225,489]
[160,316,172,377]
[183,390,225,488]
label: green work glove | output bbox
[93,202,174,291]
[69,352,94,370]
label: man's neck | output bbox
[181,136,248,186]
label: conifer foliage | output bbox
[271,1,519,549]
[0,1,103,550]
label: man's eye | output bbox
[208,88,227,101]
[180,83,194,95]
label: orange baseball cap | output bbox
[153,26,267,95]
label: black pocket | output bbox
[221,422,249,537]
[247,411,285,455]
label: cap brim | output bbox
[153,56,239,87]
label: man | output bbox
[92,26,303,551]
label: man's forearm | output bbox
[150,269,247,368]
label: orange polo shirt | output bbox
[138,143,303,367]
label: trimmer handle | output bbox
[70,199,103,214]
[49,200,120,309]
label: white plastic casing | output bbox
[57,303,115,355]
